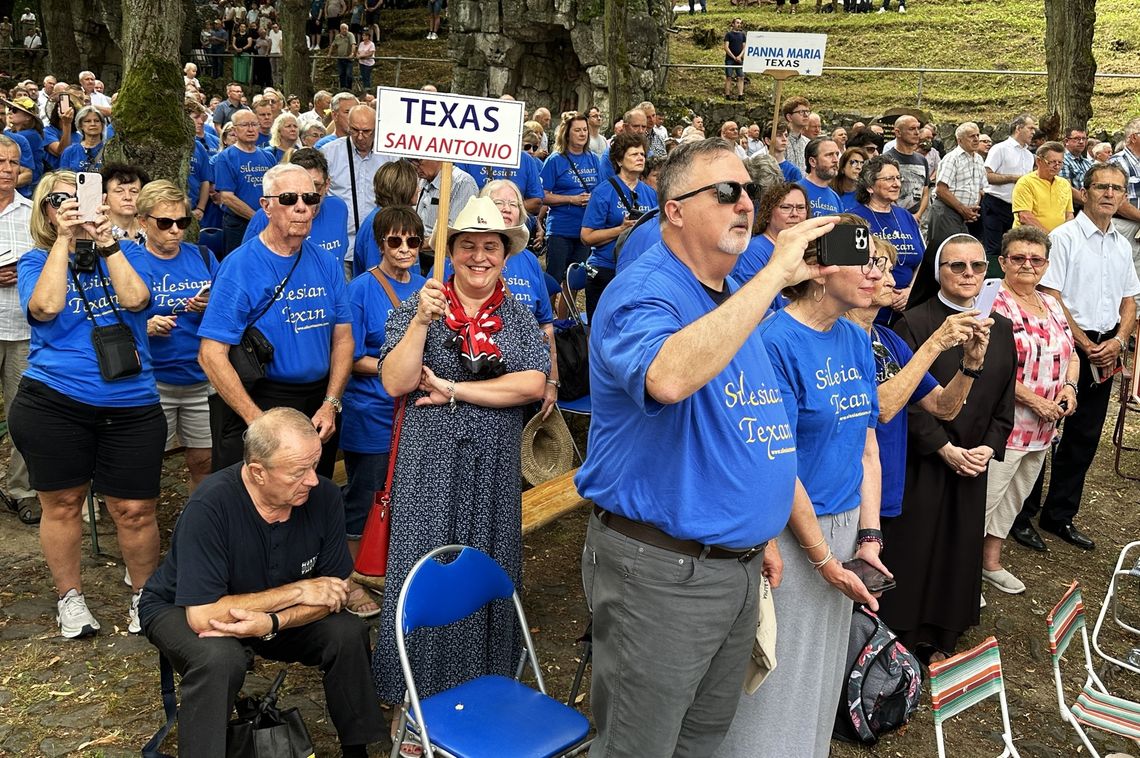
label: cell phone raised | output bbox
[841,557,896,594]
[973,278,1002,320]
[817,223,870,267]
[76,172,103,224]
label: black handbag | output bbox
[229,249,302,385]
[556,274,590,401]
[70,265,143,381]
[226,670,316,758]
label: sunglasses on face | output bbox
[1003,253,1048,269]
[148,215,192,230]
[385,234,422,250]
[45,192,76,209]
[674,180,761,205]
[266,192,321,206]
[522,143,538,152]
[940,260,989,275]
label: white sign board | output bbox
[374,87,526,169]
[743,32,828,77]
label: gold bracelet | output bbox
[798,537,826,551]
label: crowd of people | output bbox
[0,48,1137,757]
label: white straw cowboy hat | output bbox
[446,195,530,257]
[520,410,575,486]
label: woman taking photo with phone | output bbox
[9,170,165,639]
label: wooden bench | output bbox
[334,462,590,536]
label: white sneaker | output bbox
[898,5,906,11]
[982,567,1026,594]
[980,593,987,609]
[123,566,132,587]
[57,589,101,639]
[128,591,142,634]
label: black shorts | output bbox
[9,378,167,498]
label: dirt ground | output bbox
[0,404,1138,757]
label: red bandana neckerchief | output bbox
[442,277,506,378]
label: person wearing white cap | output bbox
[370,196,549,748]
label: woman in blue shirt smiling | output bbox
[9,170,166,640]
[720,214,890,758]
[540,112,599,283]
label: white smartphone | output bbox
[194,283,211,299]
[76,172,103,223]
[973,278,1002,320]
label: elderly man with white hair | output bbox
[78,70,111,116]
[927,121,988,253]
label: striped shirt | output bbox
[0,193,33,341]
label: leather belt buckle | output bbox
[737,544,766,563]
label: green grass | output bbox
[664,0,1140,131]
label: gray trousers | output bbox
[582,512,762,757]
[0,339,31,498]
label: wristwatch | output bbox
[323,395,343,413]
[261,612,279,641]
[958,360,983,379]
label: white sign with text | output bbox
[743,32,828,76]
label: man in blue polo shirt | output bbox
[212,109,277,255]
[139,408,383,758]
[577,138,867,756]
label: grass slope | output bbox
[664,0,1140,129]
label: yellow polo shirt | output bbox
[1011,173,1074,231]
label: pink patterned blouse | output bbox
[993,287,1075,451]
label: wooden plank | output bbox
[522,468,589,535]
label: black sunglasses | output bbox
[522,143,538,152]
[385,234,422,250]
[45,192,76,209]
[148,215,192,230]
[265,192,321,207]
[674,181,761,205]
[940,260,989,275]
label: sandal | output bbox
[4,494,40,525]
[346,586,381,618]
[399,740,422,758]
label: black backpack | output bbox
[833,606,923,744]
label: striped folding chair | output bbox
[1047,581,1140,757]
[930,636,1020,757]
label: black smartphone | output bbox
[817,224,870,267]
[842,557,896,593]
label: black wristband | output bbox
[856,528,883,542]
[958,360,983,379]
[96,242,120,258]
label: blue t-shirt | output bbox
[797,179,843,216]
[870,324,937,517]
[780,161,803,183]
[42,125,62,170]
[199,132,220,153]
[187,140,214,209]
[13,129,43,189]
[442,251,553,325]
[18,247,159,406]
[351,206,382,279]
[540,151,600,237]
[613,210,663,275]
[313,134,337,150]
[242,194,350,267]
[839,190,859,211]
[197,237,352,383]
[340,270,425,454]
[847,204,925,290]
[212,145,278,218]
[455,152,544,201]
[130,241,219,386]
[576,241,797,549]
[7,131,33,198]
[582,178,659,271]
[758,310,878,516]
[729,234,788,312]
[256,132,271,148]
[59,141,104,173]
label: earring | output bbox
[812,282,826,302]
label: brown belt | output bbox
[593,506,766,563]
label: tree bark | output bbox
[103,0,193,186]
[1045,0,1096,131]
[603,0,631,129]
[279,0,312,105]
[41,0,80,80]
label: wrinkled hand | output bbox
[938,443,987,477]
[1088,338,1122,369]
[199,607,274,638]
[1057,384,1078,417]
[961,205,980,223]
[295,577,349,611]
[0,265,17,287]
[1028,392,1063,422]
[818,555,878,611]
[540,382,557,419]
[185,290,210,314]
[414,365,452,408]
[889,285,911,311]
[311,403,336,442]
[53,198,86,240]
[415,278,447,325]
[964,445,994,470]
[930,311,979,352]
[147,314,177,337]
[762,540,783,589]
[766,216,840,289]
[963,317,992,365]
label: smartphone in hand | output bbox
[76,172,103,224]
[817,224,870,267]
[842,557,896,593]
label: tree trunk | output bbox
[41,0,80,80]
[279,0,312,105]
[604,0,631,129]
[1045,0,1096,131]
[103,0,193,187]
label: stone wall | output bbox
[450,0,673,122]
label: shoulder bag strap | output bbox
[608,177,636,215]
[346,137,360,236]
[70,261,129,329]
[368,266,402,308]
[250,247,303,326]
[381,395,406,496]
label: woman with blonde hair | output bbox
[540,112,600,283]
[267,111,301,163]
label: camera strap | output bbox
[608,177,638,216]
[250,247,303,327]
[69,260,129,329]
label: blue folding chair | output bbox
[562,262,591,329]
[198,227,224,260]
[392,545,591,758]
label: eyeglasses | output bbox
[492,198,522,211]
[1039,158,1063,169]
[349,127,374,137]
[522,143,538,152]
[789,109,810,116]
[861,256,890,275]
[1065,135,1088,142]
[233,121,259,129]
[265,192,321,206]
[674,180,761,205]
[148,215,192,230]
[776,203,807,214]
[940,260,989,275]
[1003,253,1048,269]
[848,159,865,167]
[44,191,75,209]
[385,234,422,250]
[1090,182,1126,194]
[875,174,902,184]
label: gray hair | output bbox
[1124,118,1140,139]
[479,178,530,227]
[855,154,901,205]
[1010,112,1035,132]
[330,91,359,112]
[746,154,784,196]
[262,163,313,196]
[657,137,739,222]
[955,121,979,142]
[243,408,319,466]
[0,134,19,155]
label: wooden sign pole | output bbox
[768,70,800,143]
[432,160,453,282]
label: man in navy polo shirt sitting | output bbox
[139,408,383,758]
